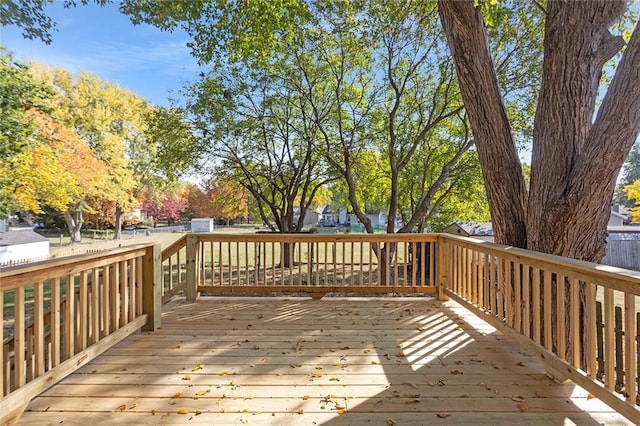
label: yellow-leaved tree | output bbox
[30,65,145,241]
[624,180,640,223]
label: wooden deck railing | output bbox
[160,236,188,303]
[0,243,161,424]
[183,233,438,299]
[438,234,640,423]
[4,232,640,424]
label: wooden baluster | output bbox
[120,261,128,325]
[625,293,637,403]
[79,271,88,351]
[604,288,615,389]
[101,266,110,339]
[514,262,522,333]
[14,286,25,388]
[110,265,119,332]
[34,281,44,378]
[543,270,552,352]
[522,265,530,339]
[91,268,100,343]
[556,274,566,359]
[64,275,75,359]
[586,282,597,378]
[570,278,581,367]
[532,268,541,345]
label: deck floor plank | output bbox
[18,297,632,425]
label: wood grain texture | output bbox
[18,297,630,425]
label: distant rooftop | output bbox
[0,228,49,246]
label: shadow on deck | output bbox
[17,297,629,425]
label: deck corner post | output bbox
[436,235,450,301]
[186,234,200,302]
[142,243,162,331]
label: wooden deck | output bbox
[18,296,631,425]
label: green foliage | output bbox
[0,49,53,218]
[0,48,51,159]
[1,0,56,44]
[120,0,311,66]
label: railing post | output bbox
[437,235,450,301]
[186,234,200,302]
[142,243,162,331]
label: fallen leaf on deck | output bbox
[172,392,182,399]
[329,377,341,381]
[182,375,191,381]
[177,409,189,414]
[302,395,310,400]
[512,395,525,402]
[192,365,203,371]
[587,393,597,400]
[518,404,529,412]
[436,413,451,418]
[173,345,182,350]
[151,409,157,416]
[454,360,463,365]
[118,404,126,412]
[195,389,210,396]
[404,399,420,404]
[450,369,463,375]
[516,361,525,367]
[386,418,396,425]
[219,370,229,376]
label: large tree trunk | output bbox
[437,0,528,248]
[438,0,640,262]
[63,210,83,243]
[439,0,640,370]
[527,1,634,262]
[114,204,123,241]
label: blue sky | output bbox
[0,1,200,107]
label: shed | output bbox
[191,218,214,233]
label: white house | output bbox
[443,222,495,242]
[0,227,50,265]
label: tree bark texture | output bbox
[437,0,528,248]
[439,0,640,264]
[64,210,83,243]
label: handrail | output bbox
[438,234,640,424]
[4,231,640,423]
[0,243,161,424]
